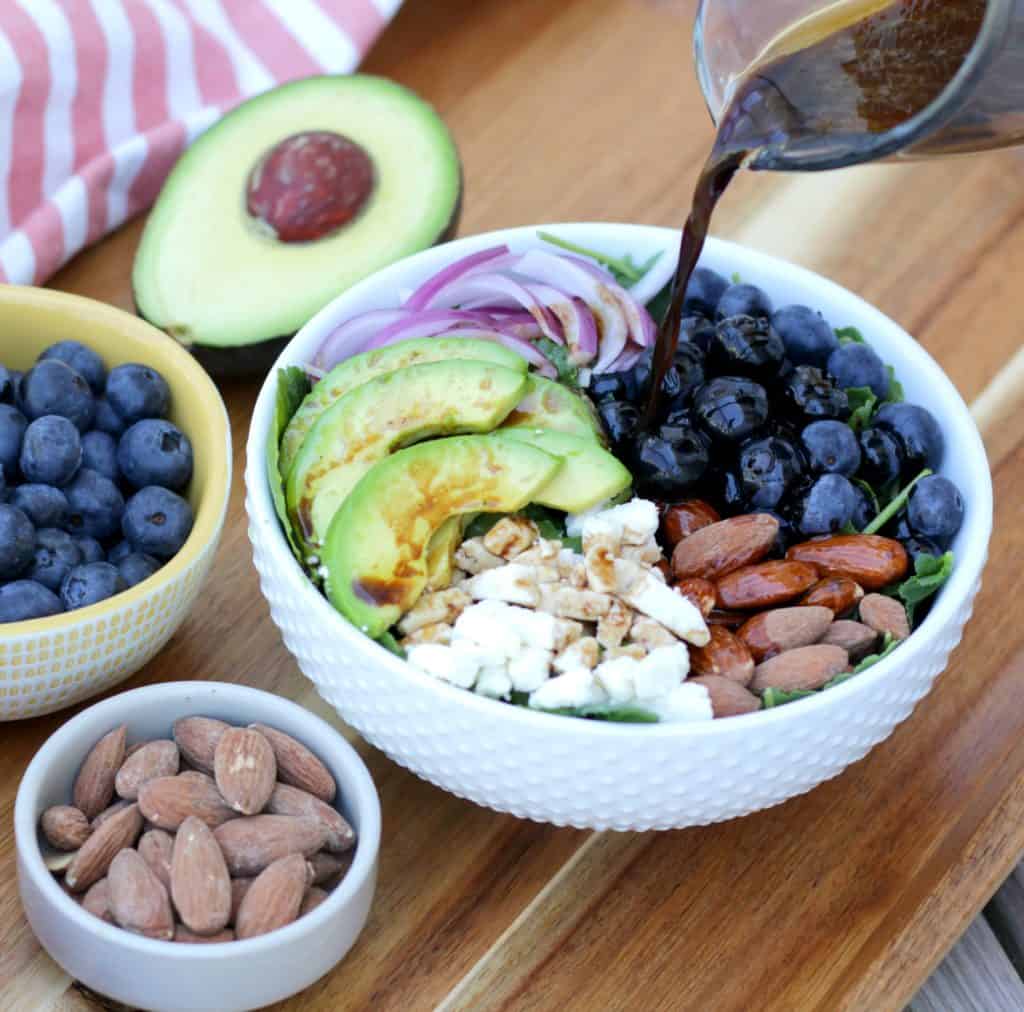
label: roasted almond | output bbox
[171,816,232,936]
[44,848,77,873]
[308,851,350,887]
[787,535,909,590]
[73,725,126,820]
[81,878,114,923]
[672,578,717,618]
[91,799,131,830]
[173,716,230,774]
[859,593,911,641]
[800,576,864,615]
[107,848,174,940]
[214,728,277,816]
[65,802,143,892]
[671,514,779,581]
[659,500,720,549]
[716,561,819,610]
[265,783,355,854]
[40,805,91,852]
[706,609,746,629]
[821,620,879,660]
[174,926,235,944]
[137,829,174,890]
[249,724,337,804]
[138,773,239,831]
[690,675,761,717]
[214,815,328,877]
[230,877,254,924]
[299,886,329,917]
[738,606,834,662]
[235,853,309,940]
[688,627,755,685]
[750,644,850,692]
[115,740,180,800]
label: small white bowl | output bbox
[244,222,992,832]
[15,681,381,1012]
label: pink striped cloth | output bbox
[0,0,402,286]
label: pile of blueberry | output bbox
[591,269,965,562]
[0,341,194,623]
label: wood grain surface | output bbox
[3,1,1024,1010]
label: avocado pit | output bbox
[246,130,375,243]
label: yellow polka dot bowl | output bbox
[0,286,231,720]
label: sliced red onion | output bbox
[522,283,598,366]
[313,309,409,369]
[605,343,646,374]
[471,309,544,340]
[403,245,511,311]
[359,310,504,351]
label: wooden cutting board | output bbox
[3,1,1024,1009]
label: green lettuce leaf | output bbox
[846,386,878,433]
[836,326,866,345]
[267,367,311,563]
[537,231,662,287]
[762,687,816,708]
[534,337,580,389]
[885,365,905,403]
[898,551,954,623]
[646,282,673,326]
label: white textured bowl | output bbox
[244,223,992,831]
[16,681,380,1012]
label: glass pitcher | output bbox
[694,0,1024,171]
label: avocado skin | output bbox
[132,182,462,379]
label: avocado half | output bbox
[132,75,462,377]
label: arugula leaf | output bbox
[836,326,866,345]
[898,551,954,623]
[730,271,743,284]
[508,690,659,722]
[852,633,900,675]
[885,365,905,403]
[537,231,662,287]
[522,503,568,541]
[562,534,584,553]
[762,687,816,708]
[267,367,311,563]
[646,281,673,325]
[862,468,932,535]
[534,337,580,389]
[846,386,878,432]
[377,631,406,659]
[464,513,505,539]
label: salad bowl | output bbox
[245,223,992,831]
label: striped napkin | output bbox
[0,0,402,286]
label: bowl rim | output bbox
[0,285,232,638]
[14,680,381,957]
[245,221,994,737]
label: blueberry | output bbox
[65,468,125,540]
[60,561,127,611]
[107,539,134,564]
[122,486,193,558]
[795,474,858,536]
[858,427,904,488]
[0,364,14,404]
[21,360,95,431]
[710,468,747,514]
[105,363,170,424]
[28,528,83,593]
[907,475,964,549]
[801,420,861,476]
[589,372,630,403]
[19,415,82,486]
[9,484,69,529]
[826,343,889,399]
[81,430,119,482]
[770,306,839,368]
[692,376,769,443]
[597,400,641,448]
[780,366,850,422]
[874,403,944,474]
[716,283,773,321]
[73,534,106,564]
[93,396,126,437]
[708,315,785,381]
[902,535,943,569]
[0,504,36,579]
[738,436,804,510]
[631,430,710,499]
[760,509,799,556]
[671,342,706,400]
[0,580,62,622]
[679,315,716,353]
[683,267,729,317]
[117,552,161,588]
[850,482,876,531]
[39,341,106,394]
[0,404,27,480]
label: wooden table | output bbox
[3,1,1023,1008]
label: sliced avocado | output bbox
[132,75,462,376]
[323,434,561,637]
[286,361,527,549]
[501,376,604,443]
[425,516,465,590]
[267,366,311,563]
[502,429,631,513]
[280,337,526,479]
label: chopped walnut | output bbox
[397,588,472,635]
[454,538,504,575]
[464,564,540,607]
[483,516,539,559]
[597,599,633,648]
[537,586,614,621]
[583,542,618,595]
[533,564,561,584]
[621,539,664,566]
[604,643,648,661]
[554,636,601,672]
[556,549,588,588]
[402,622,454,646]
[516,538,562,564]
[630,616,678,649]
[553,618,584,652]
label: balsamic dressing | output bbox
[645,0,987,424]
